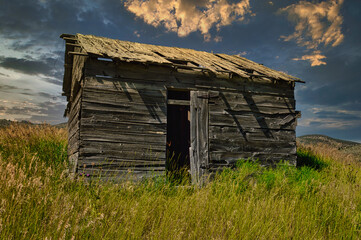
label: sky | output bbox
[0,0,360,142]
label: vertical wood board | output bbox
[190,91,209,185]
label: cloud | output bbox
[280,0,344,66]
[0,100,66,124]
[0,72,10,77]
[28,101,67,124]
[298,107,361,129]
[292,50,326,66]
[42,78,63,86]
[134,30,141,38]
[299,118,358,129]
[0,84,23,92]
[124,0,252,41]
[0,56,54,76]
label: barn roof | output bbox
[61,33,303,97]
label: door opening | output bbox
[166,90,190,176]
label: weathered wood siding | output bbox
[68,57,298,181]
[67,53,86,177]
[208,84,297,170]
[190,91,209,185]
[77,60,167,179]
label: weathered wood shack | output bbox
[61,33,303,183]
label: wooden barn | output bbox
[61,33,303,183]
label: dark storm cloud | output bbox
[0,84,20,91]
[42,78,63,86]
[0,72,10,77]
[0,56,54,76]
[0,100,66,124]
[0,0,132,48]
[10,40,38,51]
[28,101,67,124]
[0,83,60,101]
[0,84,33,95]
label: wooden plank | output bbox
[211,103,295,115]
[84,71,294,98]
[84,74,167,92]
[190,91,198,184]
[75,167,165,179]
[210,152,297,163]
[68,51,88,56]
[216,54,296,82]
[190,90,209,185]
[68,132,80,155]
[167,99,190,106]
[209,140,296,154]
[78,163,165,171]
[81,108,166,125]
[79,136,166,149]
[68,122,79,141]
[82,100,166,116]
[209,112,298,130]
[78,157,165,166]
[70,54,86,101]
[195,50,250,78]
[79,149,166,161]
[84,58,170,82]
[67,108,79,131]
[83,61,294,97]
[80,140,165,152]
[68,152,79,178]
[198,91,209,183]
[68,94,81,122]
[67,88,82,124]
[83,88,166,105]
[211,91,295,109]
[80,120,166,135]
[78,163,165,170]
[209,126,295,142]
[80,132,166,145]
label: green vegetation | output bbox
[0,124,360,239]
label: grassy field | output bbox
[0,124,360,239]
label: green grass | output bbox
[0,124,360,239]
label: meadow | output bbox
[0,124,360,239]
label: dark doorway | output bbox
[166,90,190,175]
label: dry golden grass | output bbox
[0,124,360,239]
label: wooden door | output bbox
[190,91,209,185]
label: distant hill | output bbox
[0,119,66,129]
[0,119,34,128]
[297,134,361,161]
[297,134,360,147]
[53,122,67,129]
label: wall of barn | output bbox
[71,57,297,179]
[208,86,297,171]
[67,54,86,178]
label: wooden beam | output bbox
[66,43,81,47]
[60,33,76,39]
[68,51,88,56]
[167,99,190,106]
[62,37,77,41]
[190,90,209,186]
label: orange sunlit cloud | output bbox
[124,0,252,41]
[280,0,344,66]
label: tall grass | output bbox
[0,124,360,239]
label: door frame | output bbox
[189,91,209,185]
